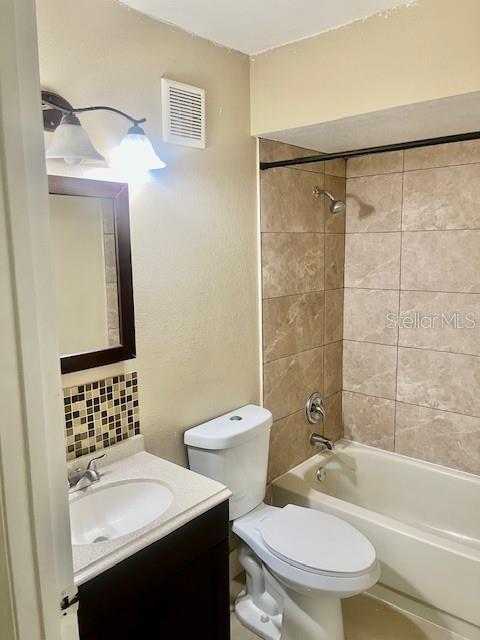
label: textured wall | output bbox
[37,0,260,466]
[343,139,480,475]
[260,140,345,481]
[251,0,480,135]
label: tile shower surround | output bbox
[343,140,480,475]
[63,371,140,460]
[260,139,346,482]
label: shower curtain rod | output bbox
[259,130,480,170]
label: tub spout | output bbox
[310,433,335,451]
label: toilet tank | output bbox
[184,405,272,519]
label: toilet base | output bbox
[235,541,347,640]
[281,590,344,640]
[235,590,282,640]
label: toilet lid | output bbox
[258,505,376,577]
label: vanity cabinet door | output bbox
[78,501,230,640]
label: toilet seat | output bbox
[233,503,380,596]
[259,504,376,577]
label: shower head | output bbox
[313,186,346,214]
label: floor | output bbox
[230,612,260,640]
[230,589,466,640]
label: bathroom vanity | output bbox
[77,501,229,639]
[68,437,231,639]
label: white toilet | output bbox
[184,404,380,640]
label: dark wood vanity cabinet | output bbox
[77,501,230,639]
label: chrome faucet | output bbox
[68,453,107,491]
[310,434,335,451]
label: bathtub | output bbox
[272,440,480,639]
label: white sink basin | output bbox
[69,480,173,545]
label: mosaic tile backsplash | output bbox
[63,371,140,460]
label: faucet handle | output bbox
[305,392,325,424]
[87,453,107,473]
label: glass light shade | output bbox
[110,127,166,177]
[46,116,105,165]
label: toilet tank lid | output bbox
[184,405,272,450]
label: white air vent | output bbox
[161,78,206,149]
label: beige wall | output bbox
[259,140,345,481]
[37,0,260,465]
[343,139,480,475]
[251,0,480,136]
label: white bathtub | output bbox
[272,440,480,639]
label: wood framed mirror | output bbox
[48,175,136,373]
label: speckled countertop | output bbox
[69,437,231,585]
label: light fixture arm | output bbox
[42,90,165,172]
[42,96,146,126]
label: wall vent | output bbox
[161,78,206,149]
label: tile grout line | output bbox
[393,151,405,451]
[341,157,480,179]
[344,337,480,360]
[343,228,480,234]
[343,389,480,422]
[268,151,480,178]
[262,231,345,235]
[341,286,480,296]
[264,340,341,365]
[263,287,343,301]
[271,390,343,427]
[341,162,347,439]
[322,193,326,435]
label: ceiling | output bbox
[119,0,413,55]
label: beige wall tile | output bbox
[401,230,480,293]
[346,150,403,178]
[325,234,345,290]
[262,233,324,298]
[343,340,397,399]
[259,138,313,162]
[397,347,480,417]
[324,391,343,441]
[325,288,344,344]
[267,410,316,482]
[324,340,342,397]
[395,402,480,475]
[263,292,324,362]
[260,168,325,232]
[346,173,403,233]
[344,288,399,345]
[399,290,480,355]
[325,158,346,178]
[404,139,480,171]
[294,161,326,175]
[345,232,401,289]
[343,391,395,450]
[325,174,346,234]
[403,164,480,230]
[259,139,324,173]
[263,347,324,421]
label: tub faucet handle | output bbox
[305,392,325,424]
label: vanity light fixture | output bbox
[41,91,166,171]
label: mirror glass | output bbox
[49,193,120,356]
